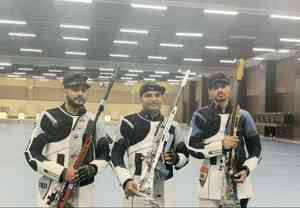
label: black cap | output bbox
[63,72,90,88]
[139,82,166,97]
[207,72,230,89]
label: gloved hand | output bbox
[164,152,179,165]
[76,164,97,182]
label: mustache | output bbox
[73,96,86,103]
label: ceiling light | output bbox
[114,40,138,45]
[60,24,90,30]
[109,54,130,58]
[18,68,33,71]
[69,66,86,70]
[63,36,88,41]
[0,62,12,66]
[131,3,167,10]
[155,71,169,74]
[176,32,203,37]
[43,73,56,76]
[253,48,276,52]
[7,75,21,78]
[278,49,291,53]
[160,43,184,48]
[20,48,43,53]
[9,32,36,37]
[56,77,64,80]
[32,76,46,79]
[270,14,300,20]
[183,58,203,62]
[280,38,300,43]
[204,9,239,15]
[220,59,236,63]
[148,56,167,60]
[205,46,228,50]
[168,79,180,82]
[99,68,114,71]
[98,75,111,79]
[0,19,26,25]
[144,78,155,81]
[149,74,162,78]
[65,51,86,56]
[13,72,27,75]
[229,35,256,40]
[56,0,92,3]
[124,73,139,77]
[0,66,4,70]
[128,69,143,73]
[48,69,63,73]
[120,28,148,34]
[254,57,265,61]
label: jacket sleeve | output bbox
[24,112,66,182]
[111,118,134,189]
[241,110,263,173]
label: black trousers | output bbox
[240,198,249,208]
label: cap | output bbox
[207,72,230,89]
[63,72,90,88]
[139,82,166,97]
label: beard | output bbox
[66,95,86,108]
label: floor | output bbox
[0,120,299,207]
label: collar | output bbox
[61,103,87,116]
[139,110,164,121]
[209,101,232,114]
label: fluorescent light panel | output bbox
[149,74,162,78]
[99,68,114,71]
[60,24,90,30]
[160,43,184,48]
[43,73,56,76]
[0,19,26,25]
[205,46,228,50]
[253,48,275,52]
[8,75,21,78]
[278,49,291,53]
[280,38,300,43]
[20,48,43,53]
[18,68,33,71]
[254,57,265,61]
[131,3,167,10]
[9,32,36,37]
[220,59,236,63]
[155,71,169,74]
[57,0,92,3]
[109,54,130,58]
[121,77,133,80]
[144,78,155,81]
[129,69,143,73]
[98,76,111,79]
[204,9,239,15]
[13,72,27,75]
[48,69,63,73]
[65,51,86,55]
[114,40,138,45]
[120,28,148,34]
[69,66,86,70]
[63,36,88,41]
[183,58,203,62]
[270,14,300,20]
[148,56,167,60]
[0,62,12,66]
[176,32,203,37]
[229,35,256,40]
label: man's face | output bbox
[64,84,88,108]
[140,91,163,113]
[209,82,231,103]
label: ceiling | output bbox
[0,0,300,82]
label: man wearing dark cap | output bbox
[186,72,262,208]
[111,82,189,207]
[25,72,111,207]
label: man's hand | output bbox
[233,170,248,183]
[125,180,138,198]
[164,152,179,165]
[77,164,97,182]
[222,136,239,149]
[63,167,78,183]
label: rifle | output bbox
[47,68,120,208]
[138,70,190,201]
[220,59,245,208]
